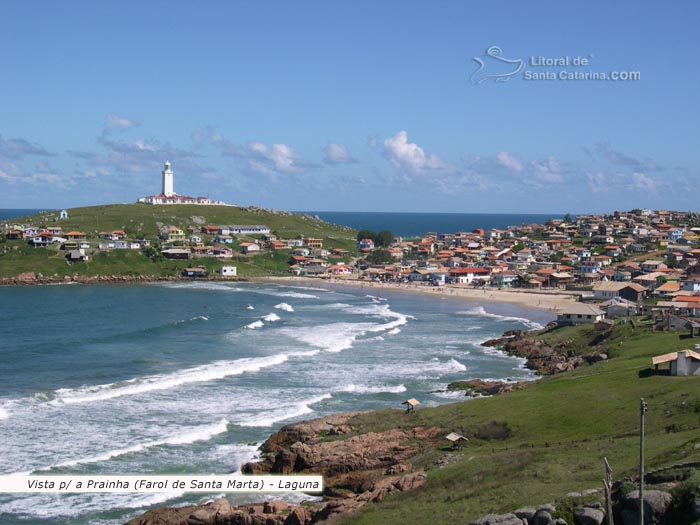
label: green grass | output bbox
[0,204,357,278]
[336,325,700,524]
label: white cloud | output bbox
[104,114,140,134]
[382,130,450,175]
[586,171,607,193]
[323,142,356,165]
[497,151,523,172]
[631,171,657,191]
[530,155,562,183]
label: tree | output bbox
[564,212,572,223]
[356,229,375,242]
[365,249,394,265]
[375,230,394,247]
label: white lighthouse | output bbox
[162,161,174,196]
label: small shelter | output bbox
[652,346,700,376]
[445,432,469,449]
[402,398,420,413]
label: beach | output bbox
[260,276,580,314]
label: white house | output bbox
[557,303,605,325]
[239,242,261,254]
[59,209,68,219]
[218,266,237,277]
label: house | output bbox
[641,260,667,273]
[67,249,89,262]
[448,267,490,285]
[201,225,219,235]
[163,227,185,242]
[557,303,605,325]
[652,347,700,376]
[59,209,69,219]
[218,265,237,277]
[65,231,87,240]
[182,266,207,278]
[190,235,202,244]
[358,238,375,250]
[161,248,190,259]
[592,282,646,302]
[239,242,261,254]
[215,235,233,244]
[229,225,271,235]
[491,271,520,288]
[211,245,233,258]
[306,238,323,248]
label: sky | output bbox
[1,1,698,213]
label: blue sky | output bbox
[1,1,698,213]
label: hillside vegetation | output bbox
[334,322,700,524]
[0,204,357,279]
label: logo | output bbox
[470,46,524,85]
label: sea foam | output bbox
[47,353,293,405]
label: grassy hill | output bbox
[0,204,357,279]
[334,322,700,524]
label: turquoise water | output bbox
[0,281,552,524]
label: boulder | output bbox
[532,509,554,525]
[469,513,526,525]
[620,490,673,525]
[573,507,605,525]
[514,507,536,520]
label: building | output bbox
[652,347,700,376]
[218,266,237,277]
[557,303,605,325]
[138,161,227,205]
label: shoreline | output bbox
[257,275,580,314]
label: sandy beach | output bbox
[259,276,580,314]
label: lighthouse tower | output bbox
[162,161,174,196]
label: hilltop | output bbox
[0,204,357,280]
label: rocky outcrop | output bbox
[447,379,525,397]
[126,497,307,525]
[129,413,439,525]
[479,330,607,376]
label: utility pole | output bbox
[639,398,647,525]
[603,457,614,525]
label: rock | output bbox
[573,506,605,525]
[16,272,36,282]
[515,507,536,520]
[538,503,556,513]
[554,520,568,525]
[263,500,289,514]
[532,509,554,525]
[469,513,526,525]
[126,504,198,525]
[621,490,672,524]
[283,507,310,525]
[187,498,234,524]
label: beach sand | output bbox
[259,276,580,314]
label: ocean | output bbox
[1,209,559,238]
[0,281,553,524]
